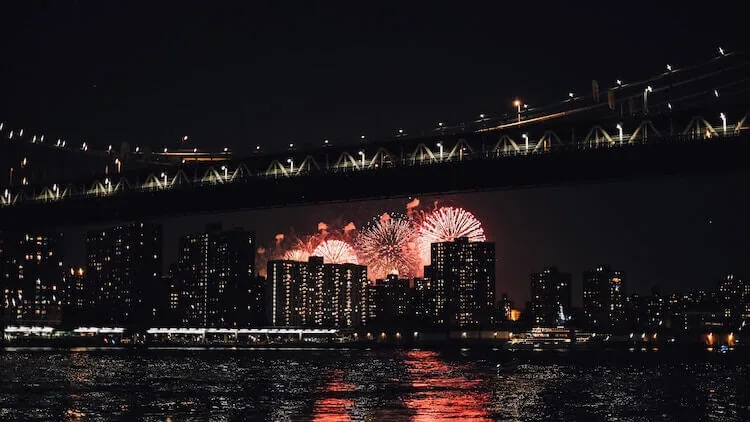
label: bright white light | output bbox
[438,122,443,127]
[323,139,328,144]
[479,114,485,119]
[135,146,140,153]
[646,86,652,93]
[257,145,262,149]
[108,145,112,152]
[719,47,725,56]
[360,135,366,139]
[193,148,198,153]
[616,79,622,86]
[522,133,529,150]
[667,103,672,110]
[163,147,168,153]
[568,92,574,98]
[398,129,403,134]
[666,64,672,71]
[223,147,229,152]
[714,89,719,97]
[182,135,189,141]
[289,143,294,148]
[358,150,364,156]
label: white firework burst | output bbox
[311,239,359,264]
[357,214,419,279]
[283,249,310,262]
[417,206,486,265]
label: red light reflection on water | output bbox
[403,350,491,421]
[312,369,356,422]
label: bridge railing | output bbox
[1,113,748,208]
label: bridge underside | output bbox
[3,134,749,229]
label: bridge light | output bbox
[667,103,672,110]
[193,148,198,153]
[568,92,574,98]
[287,158,294,173]
[666,64,672,72]
[358,150,365,168]
[163,147,168,153]
[221,165,228,178]
[32,135,37,143]
[437,142,443,158]
[256,145,262,150]
[522,133,529,151]
[479,114,485,119]
[323,139,329,145]
[616,79,622,86]
[360,135,366,140]
[135,146,140,153]
[714,89,719,98]
[114,158,121,173]
[223,147,229,152]
[19,129,23,137]
[0,122,3,131]
[182,135,189,142]
[720,113,727,135]
[289,143,294,148]
[61,140,66,147]
[718,47,725,56]
[616,124,623,142]
[398,129,403,134]
[438,122,444,127]
[107,145,112,153]
[40,135,44,142]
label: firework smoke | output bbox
[312,239,359,264]
[417,206,486,265]
[357,213,420,279]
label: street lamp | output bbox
[718,47,725,56]
[666,64,672,72]
[223,147,229,152]
[107,144,112,153]
[436,142,443,159]
[513,100,522,122]
[616,124,623,142]
[256,145,262,151]
[160,172,167,186]
[720,113,727,135]
[568,92,574,98]
[287,158,294,173]
[182,135,189,142]
[358,150,365,168]
[163,147,168,153]
[616,79,623,87]
[323,139,329,146]
[643,86,653,113]
[221,165,228,179]
[714,89,719,98]
[114,158,121,174]
[522,133,529,152]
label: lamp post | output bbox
[287,158,294,174]
[720,113,727,135]
[643,86,653,113]
[513,100,521,123]
[436,142,443,160]
[358,151,365,168]
[114,159,121,174]
[522,134,529,152]
[616,124,623,142]
[221,165,228,180]
[161,172,167,187]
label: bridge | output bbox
[1,51,750,229]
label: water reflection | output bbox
[403,350,491,421]
[0,348,747,420]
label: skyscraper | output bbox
[412,276,436,326]
[61,266,86,326]
[1,231,64,324]
[85,223,162,327]
[172,224,258,328]
[268,256,368,328]
[582,266,626,330]
[429,237,495,329]
[530,267,572,327]
[369,274,412,327]
[717,273,748,329]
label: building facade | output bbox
[369,274,411,327]
[85,223,162,327]
[1,231,64,325]
[171,224,259,328]
[268,256,368,328]
[530,267,572,327]
[428,238,495,329]
[582,266,626,330]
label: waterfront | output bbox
[0,348,748,421]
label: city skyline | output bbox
[51,169,750,305]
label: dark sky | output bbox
[3,2,749,305]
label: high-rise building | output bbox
[85,223,162,327]
[429,237,495,329]
[582,266,626,330]
[1,231,64,324]
[717,273,748,328]
[369,274,411,326]
[412,276,436,326]
[61,266,86,326]
[172,224,258,328]
[268,256,368,328]
[530,267,572,327]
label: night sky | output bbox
[2,2,749,305]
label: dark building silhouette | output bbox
[171,224,258,328]
[582,266,626,330]
[268,256,368,328]
[1,231,64,325]
[85,223,162,327]
[530,267,572,327]
[61,266,86,326]
[428,238,495,329]
[369,274,411,327]
[412,276,436,327]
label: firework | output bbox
[284,249,310,262]
[417,206,486,265]
[311,239,359,264]
[357,213,419,279]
